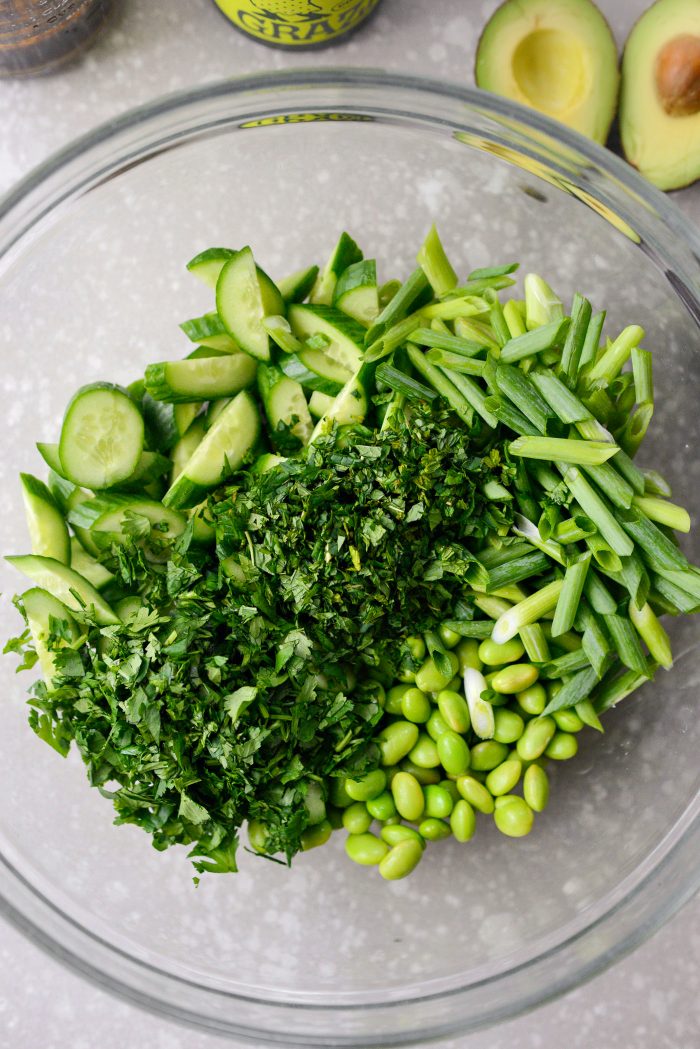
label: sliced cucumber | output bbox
[66,487,101,557]
[69,537,114,590]
[67,493,187,548]
[333,260,379,327]
[251,452,286,475]
[36,442,64,476]
[21,587,81,688]
[186,247,236,288]
[171,418,206,484]
[120,450,172,490]
[217,248,277,361]
[59,382,145,490]
[190,501,216,544]
[308,390,335,418]
[310,360,376,442]
[20,473,70,564]
[311,233,363,305]
[47,470,78,514]
[288,304,365,385]
[257,363,313,448]
[162,390,261,510]
[115,596,146,622]
[6,555,119,625]
[278,264,319,304]
[204,398,232,430]
[278,352,343,396]
[133,388,198,453]
[180,312,240,354]
[144,353,257,403]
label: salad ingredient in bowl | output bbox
[6,225,697,882]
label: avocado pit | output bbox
[655,34,700,116]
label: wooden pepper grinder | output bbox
[0,0,113,77]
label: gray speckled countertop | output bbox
[1,1,699,1047]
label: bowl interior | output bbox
[1,77,699,1043]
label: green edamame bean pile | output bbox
[7,226,699,881]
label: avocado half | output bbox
[620,0,700,190]
[475,0,619,145]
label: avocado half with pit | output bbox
[620,0,700,190]
[475,0,619,145]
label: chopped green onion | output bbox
[654,566,700,603]
[519,623,551,662]
[593,658,657,714]
[491,579,564,644]
[649,575,699,614]
[500,318,570,364]
[264,315,303,354]
[485,550,550,592]
[476,540,534,569]
[483,479,513,502]
[440,367,499,428]
[423,629,454,680]
[541,666,599,715]
[538,504,562,541]
[540,648,592,678]
[632,495,690,533]
[618,507,688,572]
[417,224,458,297]
[611,448,646,495]
[575,697,604,732]
[495,365,555,434]
[473,593,512,620]
[446,276,516,297]
[576,309,606,374]
[424,349,486,376]
[617,402,654,457]
[602,613,649,675]
[375,363,439,402]
[421,297,488,321]
[628,602,673,669]
[559,293,593,385]
[584,532,623,573]
[554,515,596,543]
[489,299,511,348]
[454,316,501,351]
[442,619,493,640]
[583,570,619,614]
[365,267,430,346]
[585,324,645,386]
[524,273,565,329]
[503,299,527,339]
[558,465,634,556]
[513,514,568,566]
[579,605,613,678]
[410,327,486,357]
[529,368,592,423]
[463,667,496,739]
[631,346,653,405]
[405,345,475,426]
[511,437,619,466]
[643,469,672,498]
[468,262,519,280]
[611,552,650,610]
[552,552,591,636]
[581,461,634,509]
[484,396,540,436]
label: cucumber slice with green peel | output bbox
[6,555,119,625]
[308,390,335,418]
[333,260,379,327]
[115,595,146,622]
[69,537,114,590]
[187,247,284,316]
[278,352,343,396]
[21,587,81,688]
[216,248,275,361]
[288,304,365,385]
[173,402,202,437]
[119,450,172,491]
[144,353,257,404]
[311,233,363,305]
[180,313,241,354]
[204,397,232,430]
[162,390,261,510]
[170,418,206,484]
[257,363,313,448]
[186,247,236,288]
[310,360,376,442]
[278,264,319,304]
[20,473,70,564]
[250,452,287,475]
[36,442,64,476]
[66,487,101,557]
[47,470,78,514]
[132,388,199,453]
[67,494,187,547]
[190,501,216,544]
[59,382,145,490]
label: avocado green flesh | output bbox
[475,0,619,145]
[620,0,700,190]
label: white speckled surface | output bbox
[1,1,700,1047]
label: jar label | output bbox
[213,0,382,46]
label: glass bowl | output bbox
[1,70,699,1047]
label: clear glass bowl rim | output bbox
[0,68,699,1046]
